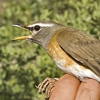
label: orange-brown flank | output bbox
[47,32,75,68]
[47,31,87,73]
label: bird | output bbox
[12,21,100,98]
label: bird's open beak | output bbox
[12,24,32,40]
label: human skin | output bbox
[49,74,100,100]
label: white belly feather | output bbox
[55,59,100,82]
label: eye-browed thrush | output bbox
[12,21,100,98]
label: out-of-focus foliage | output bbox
[0,0,100,100]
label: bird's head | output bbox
[12,21,64,48]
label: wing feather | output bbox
[57,28,100,76]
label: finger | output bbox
[49,74,80,100]
[75,79,100,100]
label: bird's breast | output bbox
[47,32,85,71]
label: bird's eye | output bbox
[34,25,40,31]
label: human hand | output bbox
[49,74,100,100]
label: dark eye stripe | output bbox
[28,27,34,31]
[24,26,34,31]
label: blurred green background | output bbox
[0,0,100,100]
